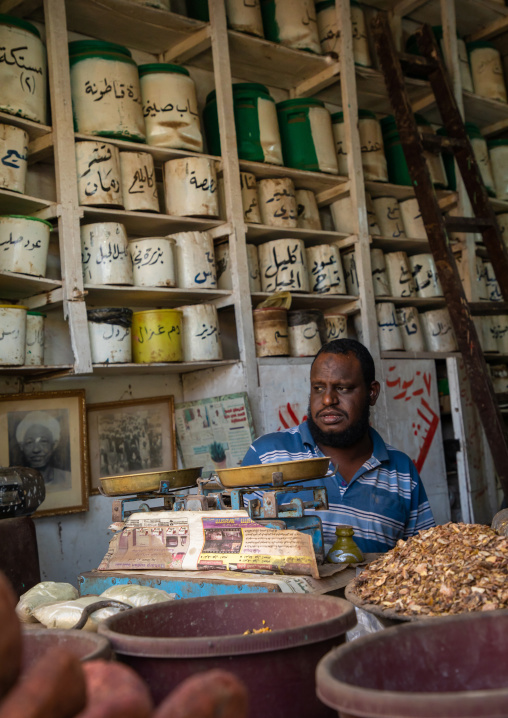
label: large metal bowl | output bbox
[215,457,331,488]
[100,467,202,496]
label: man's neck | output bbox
[316,431,373,483]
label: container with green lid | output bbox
[0,215,52,277]
[203,83,282,164]
[226,0,264,37]
[138,63,203,151]
[406,26,473,92]
[316,0,371,66]
[0,14,47,124]
[488,139,508,200]
[25,310,45,366]
[439,124,495,195]
[332,109,387,181]
[277,98,338,174]
[260,0,321,55]
[467,40,507,103]
[69,39,145,142]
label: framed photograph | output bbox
[0,390,88,518]
[87,396,177,495]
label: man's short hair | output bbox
[16,411,60,445]
[312,339,376,387]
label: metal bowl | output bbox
[100,467,203,496]
[215,457,331,488]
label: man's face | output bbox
[309,352,380,445]
[21,424,56,469]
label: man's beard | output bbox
[307,400,371,449]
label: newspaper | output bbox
[99,510,320,578]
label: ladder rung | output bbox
[444,216,494,232]
[398,52,437,76]
[420,134,468,153]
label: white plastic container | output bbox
[226,0,264,37]
[179,303,222,361]
[308,104,339,175]
[316,0,340,55]
[87,308,132,364]
[323,311,347,342]
[421,308,458,352]
[0,215,52,277]
[317,0,371,66]
[0,124,28,193]
[24,311,44,366]
[240,172,262,224]
[409,253,443,298]
[495,316,508,354]
[385,251,415,297]
[247,243,262,292]
[306,244,346,295]
[399,197,427,239]
[376,302,403,351]
[474,316,498,353]
[80,222,133,285]
[215,239,233,291]
[341,251,359,296]
[372,196,406,239]
[472,255,489,301]
[489,141,508,201]
[258,238,309,293]
[139,63,203,151]
[370,248,390,297]
[366,193,381,235]
[75,140,123,207]
[288,310,323,357]
[170,230,217,289]
[164,157,219,217]
[358,111,388,181]
[267,0,321,54]
[468,42,507,103]
[396,306,426,352]
[469,131,495,196]
[0,304,27,365]
[257,177,297,227]
[330,195,356,234]
[331,115,348,176]
[129,237,176,287]
[496,212,508,250]
[296,189,321,229]
[484,261,502,302]
[119,151,159,212]
[0,17,47,124]
[253,307,289,357]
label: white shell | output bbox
[341,251,359,296]
[0,216,50,277]
[258,177,297,227]
[376,302,403,351]
[396,306,426,352]
[272,0,321,54]
[226,0,264,37]
[323,312,348,341]
[129,237,176,287]
[0,305,26,365]
[80,222,133,285]
[215,239,233,290]
[370,248,390,297]
[306,244,346,295]
[409,253,443,298]
[25,313,44,366]
[421,308,458,352]
[88,321,132,363]
[247,243,262,292]
[399,197,427,239]
[309,106,339,175]
[0,22,47,123]
[240,172,262,224]
[258,238,309,293]
[296,189,321,229]
[372,196,406,239]
[120,151,159,212]
[75,141,123,207]
[178,303,222,361]
[469,45,507,103]
[0,123,28,193]
[385,251,415,297]
[164,157,219,217]
[170,230,217,289]
[490,144,508,201]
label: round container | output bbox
[240,172,262,224]
[474,316,497,353]
[468,40,507,103]
[370,248,390,297]
[422,308,457,352]
[484,260,502,302]
[439,124,496,196]
[203,83,283,165]
[409,253,443,298]
[288,309,324,357]
[119,151,159,212]
[316,0,340,56]
[132,308,183,363]
[226,0,264,37]
[276,98,338,174]
[396,306,426,352]
[332,110,388,182]
[247,243,262,292]
[87,307,132,364]
[139,63,202,151]
[0,15,47,124]
[257,177,297,227]
[295,189,321,230]
[0,123,28,193]
[69,40,145,142]
[0,304,27,365]
[366,193,381,235]
[418,117,448,188]
[491,363,508,392]
[253,306,289,356]
[260,0,321,54]
[0,215,52,277]
[258,238,309,293]
[407,26,474,93]
[497,212,508,249]
[385,251,415,297]
[323,310,347,341]
[306,243,346,295]
[330,195,356,234]
[495,316,508,354]
[178,303,222,361]
[371,196,406,239]
[170,230,217,289]
[475,255,489,301]
[331,110,348,176]
[22,628,112,667]
[129,237,176,287]
[75,140,123,207]
[399,197,426,239]
[488,140,508,200]
[164,156,219,217]
[317,610,508,718]
[341,251,359,296]
[214,239,232,290]
[376,302,403,351]
[24,311,44,366]
[349,0,372,66]
[80,222,133,285]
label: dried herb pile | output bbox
[354,522,508,616]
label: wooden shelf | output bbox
[469,301,508,315]
[463,92,508,135]
[0,364,73,376]
[257,356,313,365]
[246,223,349,246]
[490,197,508,213]
[376,296,445,308]
[0,188,55,216]
[0,110,51,141]
[84,284,233,308]
[371,235,430,254]
[381,350,460,360]
[239,160,347,194]
[0,271,62,300]
[80,207,223,236]
[251,292,359,312]
[91,359,239,375]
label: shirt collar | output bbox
[299,421,389,467]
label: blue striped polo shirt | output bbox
[241,422,435,553]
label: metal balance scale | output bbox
[79,458,333,599]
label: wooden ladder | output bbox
[371,14,508,507]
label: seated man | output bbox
[242,338,435,554]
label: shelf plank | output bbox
[381,350,460,360]
[463,92,508,135]
[251,292,360,313]
[239,160,347,194]
[84,284,233,308]
[469,301,508,315]
[246,223,349,245]
[257,356,314,365]
[0,188,54,215]
[0,110,52,141]
[80,207,224,236]
[0,270,62,300]
[371,235,430,254]
[91,359,239,375]
[376,296,445,307]
[0,364,72,376]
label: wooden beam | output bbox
[23,287,64,309]
[483,118,508,137]
[208,222,232,239]
[162,26,211,64]
[0,0,41,14]
[291,62,341,99]
[469,14,508,42]
[411,91,436,114]
[28,133,54,164]
[391,0,429,16]
[316,180,351,207]
[32,203,59,220]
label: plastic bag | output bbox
[346,606,387,642]
[93,584,176,622]
[16,581,79,623]
[32,595,102,632]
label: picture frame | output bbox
[86,396,177,495]
[0,390,89,518]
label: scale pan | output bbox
[100,467,202,496]
[216,457,331,488]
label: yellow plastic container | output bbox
[131,309,182,363]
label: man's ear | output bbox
[369,381,381,406]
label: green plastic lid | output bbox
[27,310,46,317]
[68,40,132,58]
[315,0,334,11]
[488,139,508,148]
[464,122,484,139]
[467,40,497,52]
[206,82,270,105]
[276,97,325,111]
[138,62,190,77]
[380,114,396,130]
[0,13,40,38]
[1,214,52,228]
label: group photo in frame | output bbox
[86,395,177,495]
[0,390,88,518]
